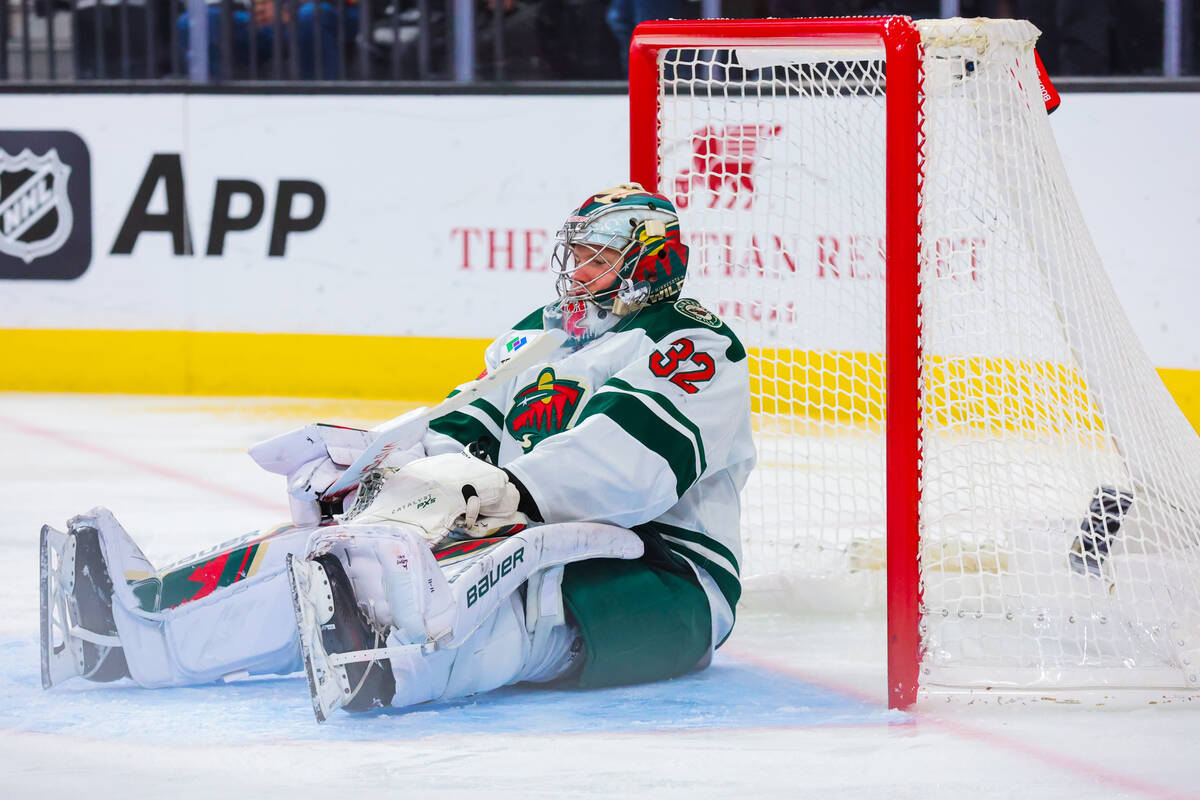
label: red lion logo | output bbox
[672,123,782,210]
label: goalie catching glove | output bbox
[351,451,535,545]
[247,409,432,525]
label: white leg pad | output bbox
[310,521,643,709]
[388,592,528,707]
[80,508,308,688]
[388,587,580,708]
[310,521,643,648]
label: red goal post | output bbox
[630,16,924,710]
[629,17,1200,710]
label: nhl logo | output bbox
[0,147,73,264]
[0,130,91,279]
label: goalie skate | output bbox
[40,523,128,688]
[286,553,395,722]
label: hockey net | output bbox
[630,16,1200,704]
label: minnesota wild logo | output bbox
[505,367,586,453]
[675,297,722,328]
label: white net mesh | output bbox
[916,18,1200,693]
[658,41,891,612]
[651,18,1200,696]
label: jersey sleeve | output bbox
[422,388,508,462]
[421,305,547,461]
[503,323,750,528]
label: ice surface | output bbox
[2,394,1198,798]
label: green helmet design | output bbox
[547,183,690,341]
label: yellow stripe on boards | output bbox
[921,355,1106,440]
[1159,368,1200,436]
[3,330,1199,437]
[748,349,1200,438]
[750,348,885,425]
[0,329,491,400]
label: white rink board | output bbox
[0,94,627,340]
[0,92,1198,366]
[1050,93,1200,369]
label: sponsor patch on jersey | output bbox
[675,297,722,328]
[505,367,586,453]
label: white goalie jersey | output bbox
[421,298,756,644]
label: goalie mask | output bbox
[545,183,689,342]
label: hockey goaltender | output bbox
[40,183,756,722]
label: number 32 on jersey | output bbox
[648,337,716,394]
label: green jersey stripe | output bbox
[468,397,505,430]
[428,411,500,463]
[591,384,704,481]
[512,307,546,331]
[458,403,503,443]
[606,377,707,474]
[639,520,740,575]
[661,534,739,581]
[664,540,742,614]
[577,392,699,498]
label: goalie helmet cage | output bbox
[629,16,1200,709]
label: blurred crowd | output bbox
[12,0,1197,80]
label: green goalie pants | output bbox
[560,553,712,690]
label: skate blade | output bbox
[286,554,349,723]
[40,525,81,689]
